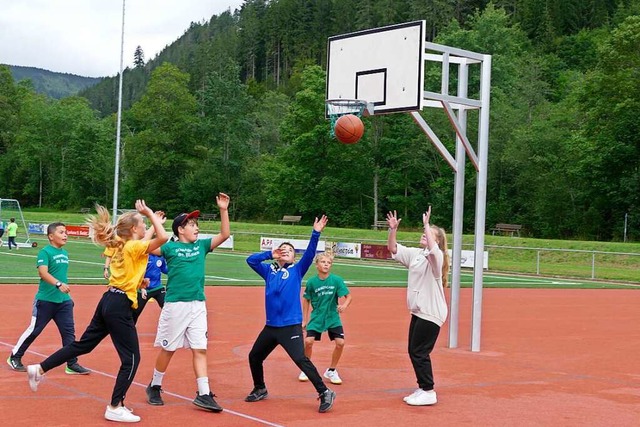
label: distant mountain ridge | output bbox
[5,65,102,99]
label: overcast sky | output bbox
[0,0,244,77]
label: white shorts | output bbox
[154,301,208,351]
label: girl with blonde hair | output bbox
[27,200,168,423]
[387,206,449,407]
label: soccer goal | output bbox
[0,199,35,248]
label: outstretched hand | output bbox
[386,210,401,230]
[154,211,167,224]
[422,205,432,229]
[313,215,328,232]
[135,200,153,217]
[216,192,230,210]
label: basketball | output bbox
[334,114,364,144]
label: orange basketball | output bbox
[334,114,364,144]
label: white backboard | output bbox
[326,21,425,115]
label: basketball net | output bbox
[326,99,368,137]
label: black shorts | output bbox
[306,326,344,341]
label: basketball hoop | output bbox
[326,99,370,137]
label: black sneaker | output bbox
[318,388,336,413]
[244,387,268,402]
[65,363,91,375]
[146,383,164,405]
[7,355,26,372]
[193,391,223,412]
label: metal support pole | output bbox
[471,55,492,352]
[448,61,469,349]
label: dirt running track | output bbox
[0,285,638,426]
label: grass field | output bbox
[1,208,640,284]
[0,234,636,289]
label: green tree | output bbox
[573,16,640,239]
[134,46,145,68]
[123,63,198,213]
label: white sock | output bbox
[196,377,210,395]
[151,369,165,387]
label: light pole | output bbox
[112,0,126,223]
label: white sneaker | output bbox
[27,364,44,391]
[105,405,141,423]
[403,388,421,402]
[406,389,437,406]
[298,371,309,381]
[323,368,342,385]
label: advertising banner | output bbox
[361,244,393,260]
[329,241,361,258]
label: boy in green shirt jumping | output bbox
[298,252,352,385]
[145,193,230,413]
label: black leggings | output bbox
[408,315,440,391]
[249,324,327,394]
[40,290,140,406]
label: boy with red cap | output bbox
[145,193,230,413]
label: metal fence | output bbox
[474,244,640,282]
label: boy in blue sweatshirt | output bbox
[244,215,335,413]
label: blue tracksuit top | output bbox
[246,230,320,327]
[145,254,168,290]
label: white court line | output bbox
[0,340,286,427]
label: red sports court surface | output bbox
[0,285,638,426]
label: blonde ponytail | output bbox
[86,204,141,249]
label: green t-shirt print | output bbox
[35,245,71,303]
[161,238,212,302]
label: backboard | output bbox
[326,20,425,115]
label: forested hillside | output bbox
[8,65,101,99]
[1,0,640,241]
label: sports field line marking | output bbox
[0,340,286,427]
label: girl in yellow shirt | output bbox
[26,200,168,423]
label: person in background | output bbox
[7,217,18,250]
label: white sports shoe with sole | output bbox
[105,405,141,423]
[403,388,422,402]
[298,371,308,381]
[406,389,437,406]
[323,368,342,385]
[27,364,44,391]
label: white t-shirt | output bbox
[392,243,448,326]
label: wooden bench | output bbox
[491,223,522,237]
[371,220,388,230]
[200,213,218,221]
[278,215,302,225]
[80,207,91,214]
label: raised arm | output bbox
[423,206,443,272]
[210,192,231,251]
[297,215,328,276]
[386,210,401,255]
[135,200,169,253]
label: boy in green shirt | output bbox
[7,222,89,374]
[298,252,352,385]
[146,193,230,413]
